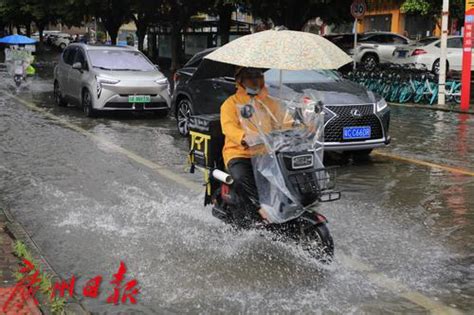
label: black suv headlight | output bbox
[376,98,388,112]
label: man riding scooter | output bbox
[221,67,287,224]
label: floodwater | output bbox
[0,52,473,314]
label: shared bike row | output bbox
[344,64,461,105]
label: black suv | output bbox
[171,48,390,155]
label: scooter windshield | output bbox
[238,89,326,223]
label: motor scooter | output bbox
[189,91,340,260]
[12,60,26,87]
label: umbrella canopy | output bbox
[192,30,352,81]
[0,34,37,45]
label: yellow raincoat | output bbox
[220,85,286,167]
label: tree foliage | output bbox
[401,0,465,23]
[247,0,353,31]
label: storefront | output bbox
[355,0,440,39]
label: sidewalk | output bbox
[0,207,89,315]
[389,102,474,114]
[0,209,42,314]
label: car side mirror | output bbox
[72,62,83,71]
[240,104,254,119]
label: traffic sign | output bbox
[351,0,367,20]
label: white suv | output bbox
[353,32,413,70]
[54,44,171,117]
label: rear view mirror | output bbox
[240,104,254,119]
[72,62,83,71]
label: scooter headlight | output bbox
[292,154,314,170]
[376,98,388,112]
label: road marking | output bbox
[373,150,474,177]
[3,91,464,314]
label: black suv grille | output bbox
[324,104,384,142]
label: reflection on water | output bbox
[0,58,473,313]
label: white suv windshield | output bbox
[88,50,155,71]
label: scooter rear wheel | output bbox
[14,76,22,87]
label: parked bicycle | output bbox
[344,63,461,105]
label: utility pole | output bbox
[438,0,449,105]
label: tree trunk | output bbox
[150,33,157,60]
[104,20,120,45]
[134,16,148,52]
[137,30,146,52]
[37,23,45,43]
[218,3,233,45]
[170,22,182,72]
[26,23,31,37]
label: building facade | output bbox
[355,0,440,39]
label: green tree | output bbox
[247,0,353,31]
[57,0,89,28]
[86,0,133,45]
[23,0,61,41]
[401,0,465,28]
[209,0,240,45]
[0,0,33,34]
[131,0,162,52]
[161,0,213,71]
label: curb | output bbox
[2,207,89,315]
[388,102,474,114]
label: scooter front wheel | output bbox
[300,223,334,262]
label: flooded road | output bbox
[0,57,473,314]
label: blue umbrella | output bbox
[0,34,37,45]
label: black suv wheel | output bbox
[176,97,192,136]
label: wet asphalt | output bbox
[0,51,473,314]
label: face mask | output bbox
[245,86,261,97]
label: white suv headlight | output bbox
[96,76,120,97]
[155,77,170,95]
[155,77,169,85]
[376,98,388,112]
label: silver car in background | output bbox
[54,43,171,117]
[353,32,413,70]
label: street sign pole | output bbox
[351,0,366,71]
[438,0,449,105]
[353,18,358,70]
[461,1,474,111]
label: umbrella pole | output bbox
[278,69,283,100]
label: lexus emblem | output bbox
[350,108,362,117]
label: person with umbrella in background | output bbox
[0,34,37,86]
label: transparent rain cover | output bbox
[238,89,325,223]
